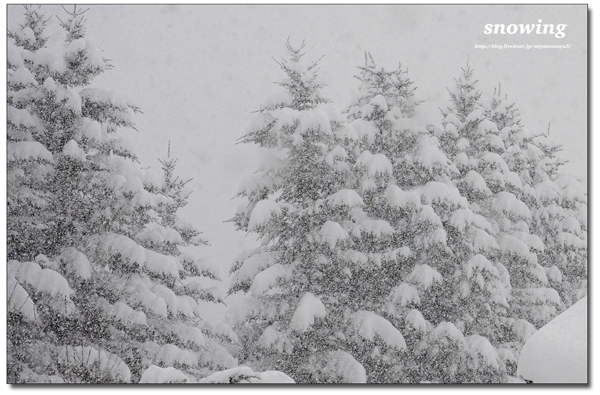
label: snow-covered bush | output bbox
[199,366,295,384]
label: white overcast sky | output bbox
[7,4,588,284]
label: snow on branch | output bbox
[348,310,407,350]
[290,292,327,332]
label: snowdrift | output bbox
[517,296,587,383]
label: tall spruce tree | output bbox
[8,5,140,382]
[7,6,237,383]
[428,64,586,381]
[345,57,511,383]
[420,64,517,382]
[230,41,414,383]
[485,89,587,311]
[326,54,432,383]
[342,54,461,383]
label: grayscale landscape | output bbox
[6,4,587,384]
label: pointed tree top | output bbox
[285,37,306,62]
[57,5,90,42]
[271,39,327,111]
[446,63,483,121]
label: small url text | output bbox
[474,44,571,49]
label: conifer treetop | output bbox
[272,38,328,111]
[446,63,483,122]
[347,52,420,125]
[57,5,90,42]
[485,83,522,132]
[8,5,51,52]
[354,52,417,103]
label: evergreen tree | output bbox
[7,6,236,383]
[8,5,139,382]
[342,54,457,382]
[424,64,546,382]
[427,64,586,381]
[439,66,518,328]
[485,89,587,311]
[230,41,409,383]
[345,57,511,383]
[142,145,206,257]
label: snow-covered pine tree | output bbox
[131,148,242,383]
[341,54,452,383]
[7,6,54,262]
[343,55,509,383]
[7,6,238,383]
[7,6,137,382]
[145,148,206,256]
[484,88,587,320]
[230,41,410,383]
[430,63,583,381]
